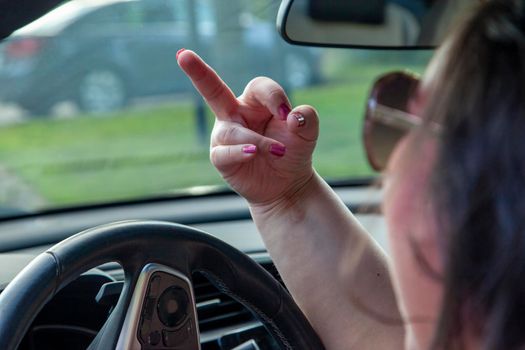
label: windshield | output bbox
[0,0,431,217]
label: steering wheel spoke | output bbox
[116,263,200,349]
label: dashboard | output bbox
[0,185,385,349]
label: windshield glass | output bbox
[0,0,431,217]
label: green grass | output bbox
[0,56,429,209]
[0,103,224,205]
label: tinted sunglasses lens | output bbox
[364,72,419,171]
[365,122,406,172]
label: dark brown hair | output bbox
[420,0,525,349]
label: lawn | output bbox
[0,53,429,210]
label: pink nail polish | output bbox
[243,145,257,154]
[278,104,291,120]
[269,144,286,157]
[176,48,186,60]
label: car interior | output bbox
[0,0,476,349]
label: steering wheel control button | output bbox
[157,286,189,328]
[162,320,192,347]
[148,330,161,346]
[139,316,153,344]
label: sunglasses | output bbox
[363,71,440,172]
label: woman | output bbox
[178,1,525,349]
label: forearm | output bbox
[249,172,404,349]
[177,50,403,348]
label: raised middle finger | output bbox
[177,49,239,120]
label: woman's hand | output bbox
[179,51,403,350]
[177,50,319,206]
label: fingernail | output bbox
[269,144,286,157]
[242,145,257,154]
[176,48,186,60]
[292,112,306,127]
[278,104,291,120]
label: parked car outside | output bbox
[0,0,321,115]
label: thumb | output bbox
[286,105,319,142]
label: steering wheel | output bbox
[0,221,325,349]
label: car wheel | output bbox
[284,53,313,89]
[20,98,54,117]
[76,68,127,114]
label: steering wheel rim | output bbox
[0,220,325,349]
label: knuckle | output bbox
[268,86,286,101]
[246,76,268,88]
[210,146,236,169]
[243,77,289,107]
[209,147,220,165]
[210,122,224,144]
[246,76,281,92]
[217,125,238,144]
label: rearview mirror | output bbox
[277,0,479,49]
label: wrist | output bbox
[249,170,321,221]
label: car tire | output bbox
[76,68,128,114]
[284,52,314,89]
[20,98,54,117]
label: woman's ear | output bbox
[407,137,444,277]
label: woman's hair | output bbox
[421,0,525,349]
